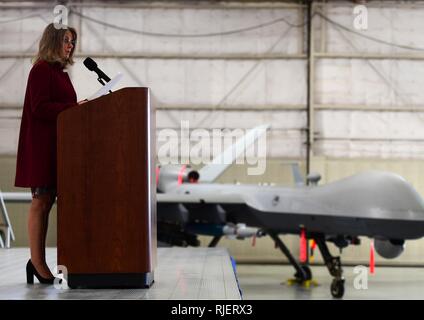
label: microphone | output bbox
[83,57,111,85]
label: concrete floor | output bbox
[236,263,424,300]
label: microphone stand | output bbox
[97,77,106,86]
[97,77,112,94]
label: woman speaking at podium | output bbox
[15,23,86,284]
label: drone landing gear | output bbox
[208,236,222,247]
[314,234,345,298]
[288,264,319,288]
[268,231,317,288]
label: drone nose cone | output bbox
[318,171,424,218]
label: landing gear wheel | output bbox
[301,265,312,281]
[294,265,312,281]
[330,279,345,298]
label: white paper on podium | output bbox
[87,73,123,101]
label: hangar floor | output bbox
[236,263,424,299]
[0,247,241,299]
[1,247,423,300]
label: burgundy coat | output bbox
[15,60,77,188]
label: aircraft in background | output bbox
[155,167,424,298]
[3,125,424,298]
[153,133,424,298]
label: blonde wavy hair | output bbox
[33,23,77,67]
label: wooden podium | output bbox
[57,87,156,288]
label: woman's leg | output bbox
[28,193,55,278]
[41,195,55,260]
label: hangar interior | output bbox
[1,0,424,298]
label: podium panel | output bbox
[57,87,156,288]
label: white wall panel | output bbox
[322,4,424,54]
[155,110,306,158]
[156,129,305,160]
[0,58,30,106]
[316,59,424,106]
[312,1,424,159]
[80,7,301,55]
[315,140,424,159]
[0,118,20,155]
[0,9,48,52]
[156,110,305,129]
[315,110,424,158]
[316,111,424,140]
[70,58,306,107]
